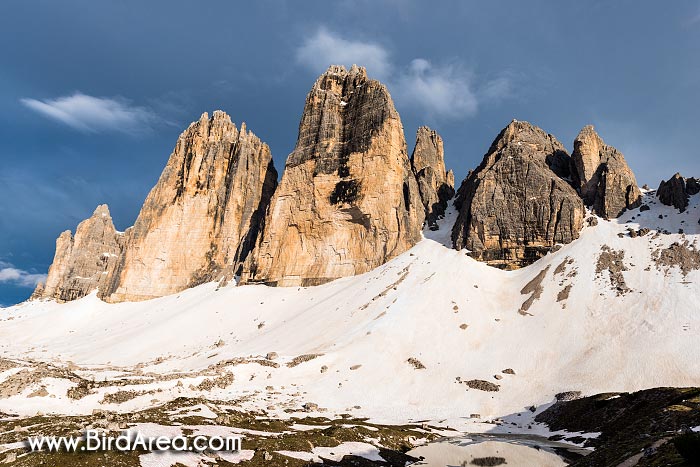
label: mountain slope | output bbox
[1,191,699,427]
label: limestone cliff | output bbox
[241,65,424,286]
[451,120,585,269]
[33,205,123,302]
[571,125,642,218]
[104,111,277,301]
[411,126,455,230]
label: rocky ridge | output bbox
[657,172,700,212]
[34,111,277,303]
[33,65,675,302]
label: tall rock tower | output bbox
[241,65,424,286]
[103,111,277,301]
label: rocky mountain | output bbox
[31,66,670,299]
[34,111,278,303]
[104,111,278,302]
[31,205,123,302]
[451,120,585,269]
[657,172,700,212]
[240,65,424,286]
[571,125,642,218]
[411,126,455,230]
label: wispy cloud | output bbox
[0,260,45,288]
[296,27,392,80]
[295,27,513,120]
[21,92,162,134]
[688,2,700,24]
[393,59,478,119]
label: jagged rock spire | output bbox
[241,65,424,286]
[33,204,123,302]
[411,126,455,230]
[571,125,642,218]
[100,111,277,301]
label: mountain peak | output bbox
[572,125,642,218]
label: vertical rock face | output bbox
[657,173,700,212]
[411,126,455,229]
[571,125,642,218]
[451,120,585,269]
[241,65,424,286]
[103,111,277,302]
[33,205,123,302]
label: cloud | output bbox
[0,260,46,288]
[295,28,513,120]
[393,59,479,119]
[21,93,161,134]
[296,27,392,80]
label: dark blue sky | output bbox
[1,0,699,305]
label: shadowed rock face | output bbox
[571,125,642,219]
[241,65,424,286]
[411,126,455,230]
[657,173,700,212]
[452,120,585,269]
[32,205,124,302]
[101,111,277,302]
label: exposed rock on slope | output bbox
[411,126,455,230]
[657,173,700,212]
[32,205,123,302]
[241,65,424,286]
[103,111,277,301]
[571,125,642,218]
[452,120,585,269]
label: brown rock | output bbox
[571,125,642,218]
[451,120,585,269]
[241,65,424,286]
[411,126,455,229]
[104,111,277,301]
[33,205,123,302]
[657,173,700,212]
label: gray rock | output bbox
[571,125,642,218]
[411,126,455,230]
[657,173,700,212]
[452,120,585,269]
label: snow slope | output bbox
[0,191,699,429]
